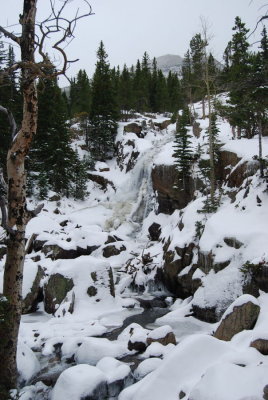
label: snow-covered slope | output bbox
[2,104,268,400]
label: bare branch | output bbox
[0,26,20,44]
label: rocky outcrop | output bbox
[214,296,260,341]
[146,326,176,346]
[115,139,140,172]
[161,242,199,298]
[44,273,74,314]
[250,338,268,355]
[152,165,202,214]
[124,122,143,137]
[22,266,45,314]
[148,222,161,241]
[88,173,116,192]
[102,244,126,258]
[218,151,259,188]
[42,243,99,260]
[192,305,218,323]
[242,262,268,296]
[154,120,171,130]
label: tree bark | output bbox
[0,0,37,395]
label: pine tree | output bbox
[0,42,21,176]
[118,64,133,120]
[69,69,91,117]
[172,108,192,189]
[89,41,119,160]
[29,73,85,197]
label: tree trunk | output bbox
[0,0,37,395]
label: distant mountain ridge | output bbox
[155,54,184,76]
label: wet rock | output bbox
[128,340,147,353]
[214,296,260,341]
[126,151,140,172]
[148,222,161,241]
[44,273,74,314]
[127,324,149,353]
[103,244,126,258]
[250,338,268,355]
[23,265,45,314]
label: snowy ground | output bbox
[1,107,268,399]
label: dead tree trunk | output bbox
[0,1,38,395]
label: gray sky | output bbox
[1,0,267,86]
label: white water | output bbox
[105,132,173,237]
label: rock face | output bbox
[88,173,116,192]
[161,242,199,298]
[42,243,99,260]
[102,244,126,258]
[22,266,45,314]
[218,151,258,188]
[44,273,74,314]
[152,165,202,214]
[154,120,171,131]
[123,122,143,137]
[146,326,176,346]
[250,338,268,355]
[214,296,260,341]
[148,223,162,241]
[115,139,140,172]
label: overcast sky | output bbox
[1,0,267,86]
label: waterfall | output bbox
[105,131,173,236]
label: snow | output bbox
[17,341,41,383]
[2,109,268,399]
[51,364,107,400]
[96,357,130,383]
[134,358,163,380]
[147,325,173,340]
[119,334,265,400]
[75,337,128,365]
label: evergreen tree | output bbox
[29,73,87,198]
[89,41,119,160]
[166,71,183,113]
[190,33,206,101]
[172,108,192,189]
[69,69,91,117]
[0,42,21,176]
[118,64,134,119]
